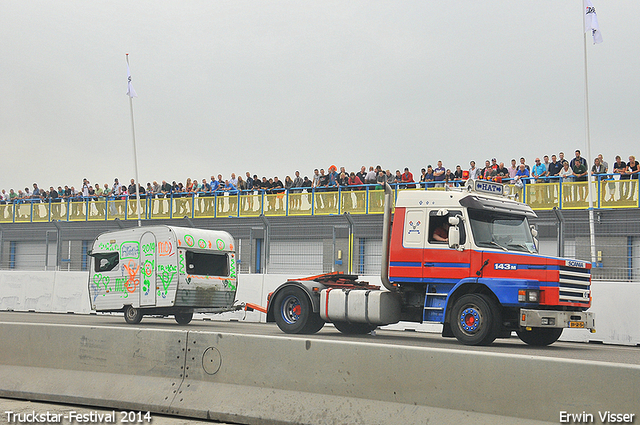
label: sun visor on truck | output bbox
[459,195,537,218]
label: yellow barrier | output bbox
[340,190,367,214]
[367,189,385,214]
[148,198,172,219]
[524,182,559,210]
[193,196,215,219]
[313,191,340,215]
[2,180,640,224]
[288,192,313,216]
[86,199,107,221]
[599,180,638,209]
[0,204,14,223]
[239,193,263,217]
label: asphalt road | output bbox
[1,311,637,365]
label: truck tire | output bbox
[175,312,193,325]
[450,294,500,346]
[516,328,563,346]
[274,286,324,334]
[333,322,377,335]
[124,305,143,324]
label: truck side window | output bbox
[94,252,119,272]
[185,251,229,277]
[428,211,465,245]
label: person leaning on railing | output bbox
[513,164,530,190]
[626,156,640,201]
[401,167,416,189]
[571,158,588,201]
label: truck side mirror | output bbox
[448,226,460,250]
[530,225,539,252]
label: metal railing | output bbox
[0,176,637,224]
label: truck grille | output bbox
[558,265,591,305]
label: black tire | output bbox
[333,321,377,335]
[273,286,325,334]
[175,312,193,325]
[449,293,500,346]
[516,328,563,346]
[124,305,143,324]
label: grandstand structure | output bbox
[1,181,640,281]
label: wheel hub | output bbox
[460,307,481,333]
[281,296,302,324]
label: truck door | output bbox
[395,208,428,282]
[424,210,471,283]
[140,232,157,307]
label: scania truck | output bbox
[255,181,595,345]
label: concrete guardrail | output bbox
[0,322,638,424]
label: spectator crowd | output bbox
[1,150,639,206]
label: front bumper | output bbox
[520,309,595,331]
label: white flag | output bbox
[126,58,137,98]
[584,0,603,44]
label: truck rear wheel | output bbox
[124,305,143,324]
[450,294,500,346]
[516,328,563,346]
[274,286,324,334]
[175,312,193,325]
[333,322,377,335]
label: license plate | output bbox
[569,321,585,328]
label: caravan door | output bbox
[140,232,157,306]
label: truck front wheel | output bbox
[274,286,324,334]
[450,294,500,346]
[333,322,377,335]
[124,305,143,324]
[516,328,563,346]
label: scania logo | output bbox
[566,260,586,268]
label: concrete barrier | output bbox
[1,271,639,345]
[0,271,90,313]
[0,322,187,415]
[0,322,638,424]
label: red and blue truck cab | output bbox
[257,181,595,346]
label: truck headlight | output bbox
[541,317,555,326]
[518,289,539,303]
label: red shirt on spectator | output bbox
[401,169,416,188]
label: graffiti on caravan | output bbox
[91,273,130,299]
[158,240,174,257]
[121,241,140,259]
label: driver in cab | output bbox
[432,221,450,242]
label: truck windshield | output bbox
[468,209,537,253]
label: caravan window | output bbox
[94,252,119,272]
[186,251,229,277]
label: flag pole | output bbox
[126,53,142,227]
[582,3,597,265]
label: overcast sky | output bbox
[1,1,638,191]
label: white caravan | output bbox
[88,225,239,324]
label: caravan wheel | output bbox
[175,313,193,325]
[124,305,143,324]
